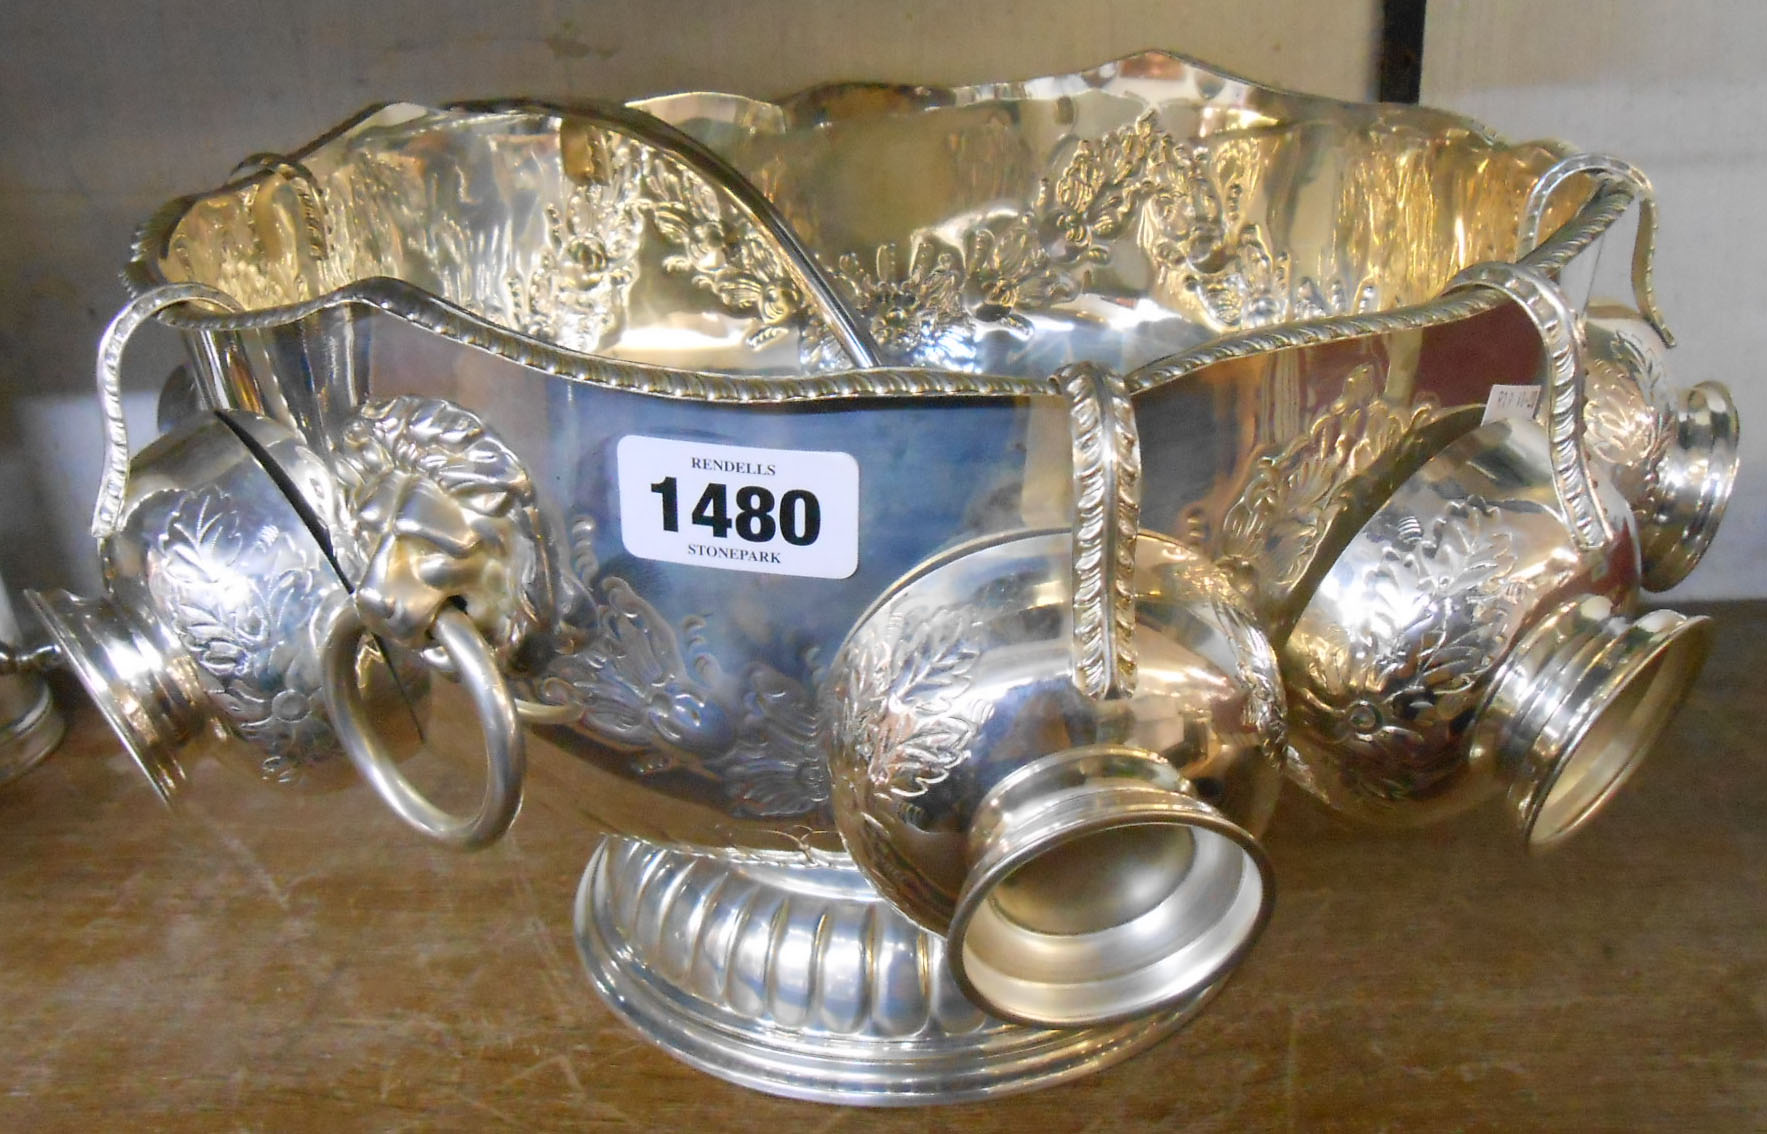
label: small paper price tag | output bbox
[616,435,860,579]
[1482,384,1542,424]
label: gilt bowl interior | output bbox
[138,50,1592,380]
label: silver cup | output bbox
[826,529,1283,1026]
[1582,310,1738,592]
[1280,263,1712,848]
[1520,153,1740,591]
[27,409,423,802]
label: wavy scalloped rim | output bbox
[123,50,1631,407]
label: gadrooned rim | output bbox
[120,58,1634,407]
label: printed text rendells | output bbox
[690,456,777,476]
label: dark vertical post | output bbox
[1379,0,1427,103]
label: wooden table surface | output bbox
[1,602,1762,1131]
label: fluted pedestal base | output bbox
[574,836,1217,1106]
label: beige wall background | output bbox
[2,0,1380,598]
[1423,0,1766,599]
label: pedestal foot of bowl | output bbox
[573,835,1218,1105]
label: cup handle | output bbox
[230,152,330,265]
[321,603,525,851]
[91,283,245,540]
[1518,151,1673,347]
[1060,362,1141,701]
[1446,262,1614,555]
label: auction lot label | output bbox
[616,435,859,579]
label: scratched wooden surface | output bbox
[0,602,1762,1131]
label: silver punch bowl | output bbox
[26,51,1740,1104]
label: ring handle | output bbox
[1445,261,1613,553]
[321,604,525,850]
[412,644,580,725]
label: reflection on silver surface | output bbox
[319,384,1059,854]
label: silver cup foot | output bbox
[0,681,64,786]
[1478,596,1714,850]
[1638,380,1740,592]
[574,836,1220,1106]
